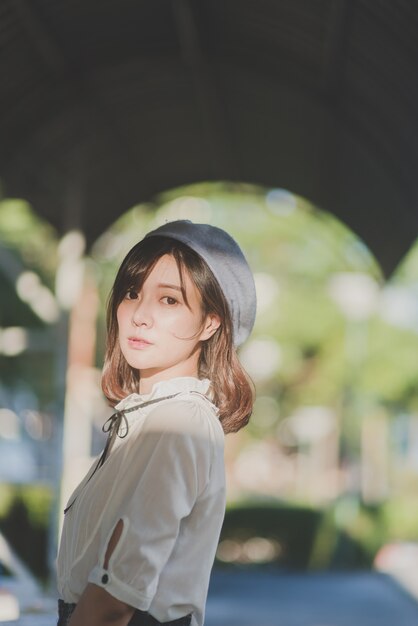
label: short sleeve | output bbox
[88,398,215,609]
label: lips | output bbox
[127,336,153,348]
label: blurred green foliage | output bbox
[0,198,59,402]
[0,199,58,288]
[218,497,418,571]
[0,484,52,582]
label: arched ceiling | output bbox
[1,0,417,276]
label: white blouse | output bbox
[57,376,226,626]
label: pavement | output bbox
[4,569,418,626]
[205,569,418,626]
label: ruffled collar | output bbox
[114,376,212,412]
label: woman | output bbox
[57,219,257,626]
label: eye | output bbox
[125,288,139,300]
[161,296,178,305]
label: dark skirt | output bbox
[57,599,192,626]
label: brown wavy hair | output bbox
[101,235,255,434]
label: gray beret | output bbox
[145,220,257,346]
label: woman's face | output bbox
[117,254,220,393]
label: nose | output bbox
[131,295,153,327]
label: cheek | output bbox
[159,309,193,335]
[116,303,128,329]
[173,309,203,332]
[116,306,122,328]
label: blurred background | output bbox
[1,1,418,624]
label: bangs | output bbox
[110,237,193,311]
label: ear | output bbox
[200,313,221,341]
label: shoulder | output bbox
[142,393,224,442]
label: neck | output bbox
[139,367,200,395]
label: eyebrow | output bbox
[157,283,182,292]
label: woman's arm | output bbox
[68,521,135,626]
[67,582,135,626]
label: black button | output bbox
[101,573,109,584]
